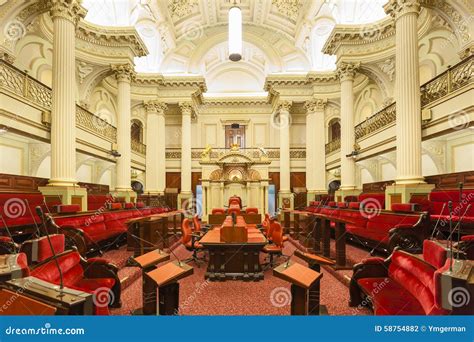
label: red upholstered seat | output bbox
[354,250,448,315]
[358,193,385,209]
[30,250,119,315]
[245,207,259,214]
[20,234,65,264]
[423,239,448,269]
[364,212,420,243]
[391,203,418,213]
[87,194,114,211]
[54,204,80,214]
[227,207,241,216]
[429,190,474,224]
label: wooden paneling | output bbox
[0,174,48,193]
[192,172,202,194]
[362,180,392,193]
[268,172,280,193]
[290,172,306,190]
[166,172,181,191]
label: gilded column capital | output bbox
[305,98,327,113]
[384,0,420,20]
[336,62,360,82]
[278,100,292,113]
[111,63,135,83]
[179,102,193,116]
[48,0,87,26]
[144,101,167,115]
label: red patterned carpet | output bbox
[108,242,371,316]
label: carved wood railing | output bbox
[325,138,341,154]
[0,59,117,142]
[131,139,146,155]
[420,54,473,107]
[354,103,396,140]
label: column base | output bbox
[142,190,165,196]
[307,190,327,205]
[39,186,88,211]
[335,188,362,203]
[178,192,193,210]
[278,191,294,210]
[384,183,435,210]
[111,189,137,203]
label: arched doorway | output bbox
[328,180,340,195]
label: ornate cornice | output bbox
[305,98,327,113]
[336,62,360,81]
[111,63,135,83]
[76,21,148,58]
[47,0,86,26]
[384,0,421,20]
[144,101,168,115]
[271,0,301,21]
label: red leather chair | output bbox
[192,214,210,233]
[262,221,285,268]
[228,196,242,208]
[30,250,121,314]
[181,218,205,265]
[245,207,258,215]
[211,208,226,215]
[20,234,65,265]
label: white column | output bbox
[112,64,134,192]
[337,62,359,191]
[385,0,424,184]
[305,98,327,202]
[48,0,86,187]
[179,102,193,197]
[279,101,292,192]
[145,101,167,194]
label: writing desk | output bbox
[200,224,267,281]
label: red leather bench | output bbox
[87,194,115,211]
[349,244,450,315]
[428,189,474,230]
[30,249,120,315]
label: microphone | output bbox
[448,201,453,272]
[431,202,447,239]
[24,199,42,238]
[232,212,237,226]
[36,206,64,295]
[0,214,18,254]
[457,182,464,256]
[162,232,187,267]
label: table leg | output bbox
[158,282,179,315]
[308,263,322,315]
[313,219,321,254]
[290,284,308,315]
[322,219,331,258]
[334,222,350,270]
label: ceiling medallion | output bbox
[271,0,301,21]
[168,0,198,18]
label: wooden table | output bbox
[127,211,183,256]
[273,261,322,315]
[208,213,262,225]
[293,211,318,249]
[199,225,267,281]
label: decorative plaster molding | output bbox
[271,0,301,21]
[305,98,327,113]
[144,101,168,115]
[278,100,292,112]
[337,62,360,81]
[77,61,93,84]
[378,58,395,81]
[168,0,198,18]
[111,63,136,83]
[47,0,86,26]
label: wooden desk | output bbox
[0,289,57,315]
[273,261,322,315]
[2,276,93,315]
[294,250,334,315]
[293,211,317,250]
[127,211,183,256]
[200,227,267,281]
[143,261,193,315]
[208,213,262,225]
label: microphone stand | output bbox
[448,201,453,272]
[430,203,446,239]
[36,207,64,296]
[457,182,463,258]
[25,199,42,238]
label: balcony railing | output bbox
[165,147,306,160]
[0,59,117,142]
[354,102,396,140]
[420,54,473,107]
[325,138,341,154]
[131,139,146,155]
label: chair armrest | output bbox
[393,223,414,229]
[58,226,88,256]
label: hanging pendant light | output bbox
[228,2,242,62]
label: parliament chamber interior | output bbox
[0,0,473,319]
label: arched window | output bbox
[131,119,144,143]
[328,119,341,142]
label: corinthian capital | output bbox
[48,0,87,26]
[336,62,360,82]
[384,0,420,20]
[111,63,135,83]
[278,100,292,113]
[144,101,167,115]
[179,102,193,116]
[305,98,327,113]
